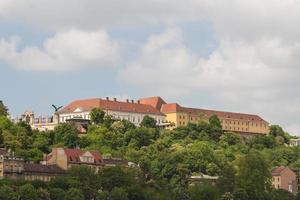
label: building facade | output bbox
[139,97,269,135]
[271,166,297,194]
[56,97,166,127]
[0,149,64,181]
[290,138,300,147]
[45,148,105,171]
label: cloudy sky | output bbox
[1,0,300,134]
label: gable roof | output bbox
[161,103,267,123]
[63,149,103,165]
[57,98,165,116]
[271,166,289,176]
[139,96,167,110]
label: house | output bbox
[44,148,104,171]
[271,166,297,194]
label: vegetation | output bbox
[0,102,299,199]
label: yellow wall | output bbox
[165,111,269,135]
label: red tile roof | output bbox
[272,166,288,176]
[139,96,167,110]
[161,103,267,123]
[64,149,103,165]
[57,98,165,116]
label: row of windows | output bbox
[222,120,267,128]
[224,126,248,131]
[61,114,163,125]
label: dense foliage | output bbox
[0,102,299,200]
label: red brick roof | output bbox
[161,103,267,123]
[57,98,165,116]
[139,96,167,110]
[272,166,288,176]
[64,149,103,165]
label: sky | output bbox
[1,0,300,135]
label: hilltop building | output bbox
[139,97,269,136]
[271,166,297,194]
[56,97,166,127]
[17,96,269,135]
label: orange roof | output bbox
[161,103,267,123]
[139,96,167,110]
[57,98,165,116]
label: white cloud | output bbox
[0,0,207,29]
[0,29,119,71]
[119,27,300,135]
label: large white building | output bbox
[56,97,166,126]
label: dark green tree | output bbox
[49,188,66,200]
[18,184,38,200]
[217,164,236,194]
[0,185,17,200]
[90,108,105,124]
[140,116,157,128]
[99,167,135,191]
[110,187,128,200]
[188,184,219,200]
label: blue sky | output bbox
[1,0,300,134]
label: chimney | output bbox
[113,98,117,101]
[137,100,140,104]
[126,99,129,103]
[106,97,109,100]
[131,100,134,103]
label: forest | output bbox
[0,103,300,200]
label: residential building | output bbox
[0,149,64,181]
[271,166,297,194]
[44,148,131,171]
[290,138,300,147]
[44,148,104,171]
[293,168,300,192]
[56,97,166,127]
[139,96,269,136]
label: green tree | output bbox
[0,185,17,200]
[96,191,110,200]
[269,125,290,143]
[67,166,100,200]
[49,188,66,200]
[53,123,80,148]
[90,108,105,124]
[18,184,38,200]
[217,164,236,194]
[37,188,50,200]
[99,167,135,191]
[64,188,84,200]
[110,187,128,200]
[0,101,8,117]
[235,151,271,200]
[140,116,157,128]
